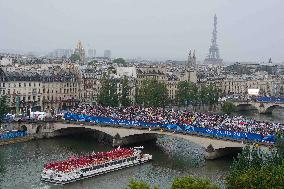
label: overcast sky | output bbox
[0,0,284,62]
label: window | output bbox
[24,83,26,87]
[29,83,31,87]
[19,83,21,87]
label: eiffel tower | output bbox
[204,14,223,64]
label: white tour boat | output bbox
[41,146,152,185]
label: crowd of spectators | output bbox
[69,105,284,137]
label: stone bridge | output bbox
[3,121,245,159]
[232,101,284,114]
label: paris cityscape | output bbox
[0,1,284,189]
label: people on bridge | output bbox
[68,105,284,138]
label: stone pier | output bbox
[205,145,242,160]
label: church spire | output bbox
[187,49,196,69]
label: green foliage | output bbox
[226,161,284,189]
[70,53,80,62]
[120,76,132,107]
[176,83,219,107]
[206,84,219,106]
[171,176,220,189]
[113,58,127,66]
[97,75,119,107]
[0,96,9,120]
[136,79,168,107]
[221,102,236,114]
[198,84,219,106]
[108,66,116,74]
[126,176,218,189]
[275,134,284,161]
[88,60,97,65]
[125,179,151,189]
[176,81,198,106]
[226,141,284,189]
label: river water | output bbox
[0,135,231,189]
[1,109,283,189]
[235,108,284,123]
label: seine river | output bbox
[0,135,231,189]
[0,110,283,189]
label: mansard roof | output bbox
[0,68,78,82]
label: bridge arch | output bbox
[55,126,116,145]
[20,125,27,131]
[264,104,284,114]
[35,125,42,134]
[235,103,258,111]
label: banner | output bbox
[0,131,27,140]
[64,113,276,143]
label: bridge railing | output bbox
[63,113,276,144]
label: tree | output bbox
[198,85,209,106]
[120,76,132,107]
[97,75,119,107]
[70,53,80,62]
[171,176,219,189]
[221,102,236,114]
[0,96,9,120]
[88,60,97,65]
[197,84,219,110]
[275,134,284,162]
[136,79,168,107]
[113,58,127,66]
[176,81,198,107]
[226,141,284,189]
[126,179,151,189]
[206,84,219,107]
[226,162,284,189]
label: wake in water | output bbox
[156,135,205,168]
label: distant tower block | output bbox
[88,49,96,58]
[74,40,86,64]
[104,50,111,59]
[204,14,223,65]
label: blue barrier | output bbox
[64,113,276,143]
[0,131,27,140]
[256,97,284,103]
